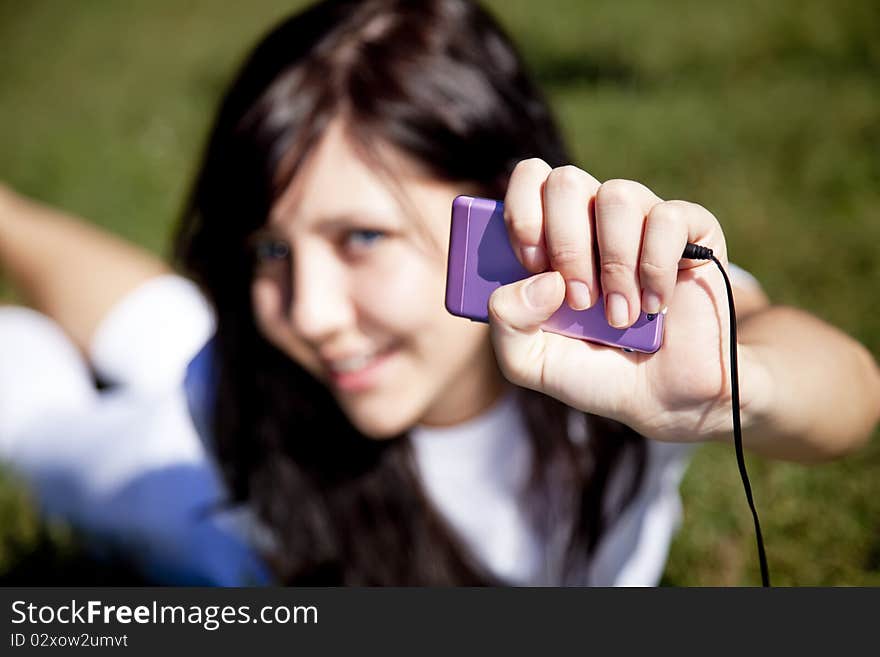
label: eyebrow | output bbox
[268,209,401,233]
[319,213,399,230]
[248,225,285,239]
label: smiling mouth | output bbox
[324,342,395,371]
[321,342,401,391]
[329,353,381,373]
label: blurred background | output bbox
[0,0,878,585]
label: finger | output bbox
[639,200,719,314]
[504,158,552,272]
[543,165,601,311]
[671,201,728,271]
[487,271,565,388]
[594,179,661,328]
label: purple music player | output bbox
[445,195,664,353]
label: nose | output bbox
[289,247,355,344]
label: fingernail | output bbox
[525,273,559,309]
[567,280,592,311]
[606,293,629,328]
[520,245,547,271]
[642,290,662,315]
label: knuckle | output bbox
[497,355,528,387]
[600,257,633,280]
[487,287,506,322]
[497,340,545,389]
[547,243,584,268]
[638,259,668,285]
[546,165,587,192]
[489,336,522,382]
[513,157,551,178]
[596,178,637,207]
[647,200,685,227]
[671,199,707,215]
[504,208,542,238]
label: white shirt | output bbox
[411,390,693,586]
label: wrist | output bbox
[702,342,776,446]
[736,342,776,433]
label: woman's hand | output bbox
[487,159,764,443]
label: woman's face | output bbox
[251,119,508,438]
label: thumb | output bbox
[487,271,565,388]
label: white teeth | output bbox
[330,354,376,373]
[326,344,397,375]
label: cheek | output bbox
[352,248,490,368]
[251,276,315,370]
[252,276,285,337]
[352,249,445,333]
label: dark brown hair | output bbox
[175,0,646,585]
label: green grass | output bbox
[1,0,878,585]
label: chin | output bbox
[350,415,412,440]
[340,396,423,440]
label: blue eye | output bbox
[254,238,290,261]
[345,229,386,250]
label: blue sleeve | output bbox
[173,336,273,585]
[183,337,219,453]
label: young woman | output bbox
[1,0,878,585]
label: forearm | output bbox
[734,305,880,462]
[0,185,170,353]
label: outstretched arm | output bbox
[0,184,170,354]
[733,305,880,462]
[487,160,880,464]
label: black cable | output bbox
[682,242,771,587]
